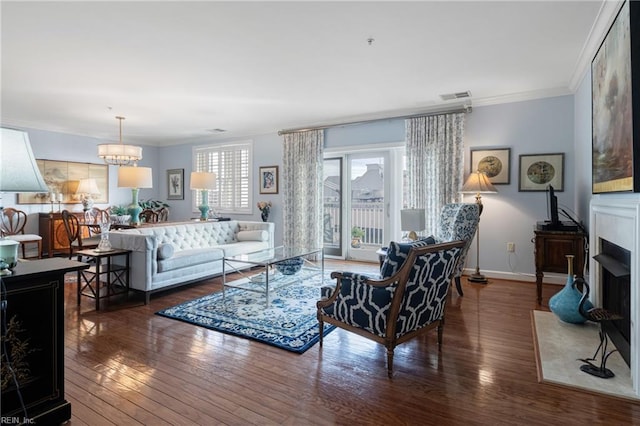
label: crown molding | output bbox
[568,0,625,92]
[473,87,572,107]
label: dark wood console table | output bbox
[1,258,88,424]
[39,211,88,257]
[533,227,586,305]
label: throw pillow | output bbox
[380,236,436,279]
[157,243,175,260]
[237,230,268,242]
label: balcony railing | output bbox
[323,200,385,248]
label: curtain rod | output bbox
[278,104,472,136]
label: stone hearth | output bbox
[589,195,640,396]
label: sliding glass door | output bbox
[323,152,392,262]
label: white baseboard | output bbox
[461,267,566,285]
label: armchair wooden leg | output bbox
[455,276,464,296]
[386,347,394,378]
[437,322,444,347]
[318,318,324,347]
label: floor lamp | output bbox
[461,170,497,283]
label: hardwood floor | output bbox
[62,261,640,425]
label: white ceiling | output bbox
[0,1,615,147]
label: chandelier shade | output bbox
[97,116,142,166]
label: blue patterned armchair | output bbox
[317,241,465,377]
[432,203,480,296]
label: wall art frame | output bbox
[17,159,109,204]
[259,166,278,194]
[519,153,564,192]
[470,148,511,185]
[167,168,184,200]
[591,0,640,193]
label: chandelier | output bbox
[97,116,143,166]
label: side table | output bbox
[76,248,131,310]
[533,227,586,305]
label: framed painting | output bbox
[259,166,278,194]
[17,159,108,204]
[167,169,184,200]
[592,0,640,193]
[470,148,510,185]
[519,153,564,192]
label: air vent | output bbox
[440,91,472,101]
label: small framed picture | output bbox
[470,148,511,184]
[259,166,278,194]
[167,169,184,200]
[519,153,564,192]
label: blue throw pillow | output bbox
[380,236,436,279]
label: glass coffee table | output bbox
[222,246,323,307]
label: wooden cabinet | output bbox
[534,228,586,305]
[1,258,88,424]
[39,212,86,257]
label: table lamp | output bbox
[190,172,217,220]
[461,170,497,283]
[400,208,426,241]
[118,165,153,225]
[75,178,100,211]
[0,128,48,274]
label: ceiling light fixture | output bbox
[97,116,142,166]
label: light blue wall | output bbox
[464,96,576,279]
[2,94,583,278]
[574,69,594,230]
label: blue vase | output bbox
[549,255,593,324]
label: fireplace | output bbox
[594,239,631,367]
[590,195,640,396]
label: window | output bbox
[193,141,252,214]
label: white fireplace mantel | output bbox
[590,194,640,396]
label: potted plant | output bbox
[110,205,131,225]
[351,226,365,248]
[138,199,170,210]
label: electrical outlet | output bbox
[507,242,515,252]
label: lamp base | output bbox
[198,205,210,221]
[467,273,488,283]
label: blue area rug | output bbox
[156,271,335,353]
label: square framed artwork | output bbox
[259,166,278,194]
[167,169,184,200]
[470,148,511,184]
[518,153,564,192]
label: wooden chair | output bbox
[317,240,465,377]
[157,207,169,222]
[0,207,42,259]
[140,209,159,223]
[61,210,101,258]
[84,207,110,236]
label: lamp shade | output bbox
[461,171,498,194]
[118,166,153,189]
[0,128,48,192]
[190,172,217,190]
[400,208,426,232]
[75,178,100,195]
[97,143,143,163]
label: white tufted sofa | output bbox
[109,220,274,303]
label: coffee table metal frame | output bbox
[222,246,323,307]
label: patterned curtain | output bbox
[405,113,465,234]
[282,130,324,250]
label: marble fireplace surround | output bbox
[589,195,640,397]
